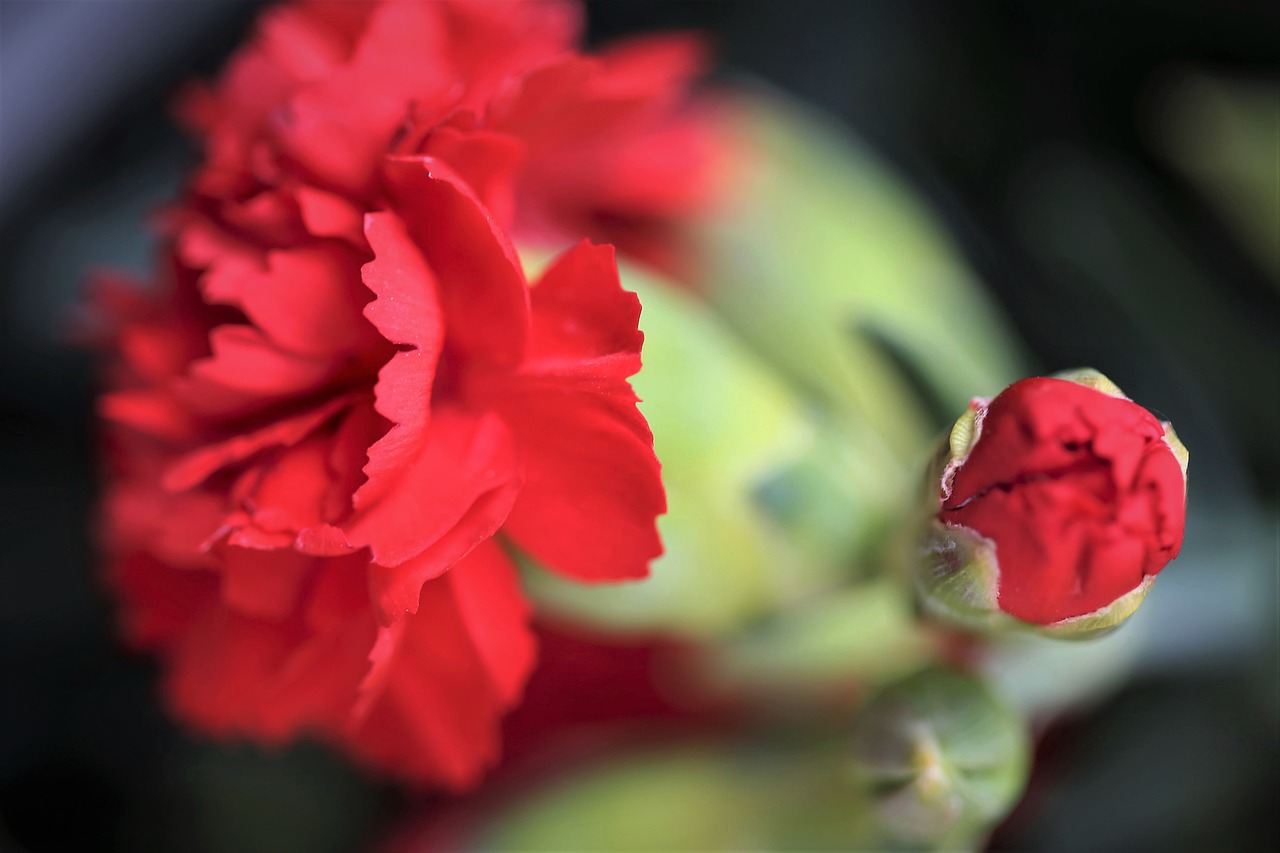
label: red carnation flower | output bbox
[917,370,1188,637]
[90,0,716,788]
[177,0,718,269]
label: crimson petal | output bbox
[349,541,533,788]
[383,155,529,367]
[500,383,663,581]
[200,243,375,358]
[497,242,663,581]
[183,325,335,415]
[163,394,353,491]
[354,211,445,509]
[344,410,520,602]
[527,240,643,361]
[219,545,315,620]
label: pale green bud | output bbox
[851,668,1030,847]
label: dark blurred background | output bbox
[1,1,1276,851]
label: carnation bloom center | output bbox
[939,378,1185,624]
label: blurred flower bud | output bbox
[851,668,1029,846]
[915,369,1189,639]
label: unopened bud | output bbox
[851,668,1029,846]
[914,369,1188,639]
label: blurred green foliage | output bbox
[471,668,1028,852]
[1154,74,1280,284]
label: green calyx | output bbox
[915,519,1002,631]
[915,516,1158,640]
[1051,366,1127,398]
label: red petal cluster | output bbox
[93,0,712,788]
[939,378,1187,625]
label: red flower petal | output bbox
[319,400,382,523]
[365,461,523,624]
[355,211,444,515]
[442,0,581,110]
[272,1,451,196]
[217,190,308,247]
[183,325,335,414]
[527,240,644,361]
[232,435,334,534]
[347,410,520,617]
[219,545,315,620]
[596,33,708,94]
[420,126,525,232]
[117,321,198,384]
[162,394,353,491]
[294,524,356,557]
[295,185,366,245]
[104,484,225,570]
[165,606,305,737]
[305,550,374,629]
[255,612,375,740]
[349,541,533,788]
[1145,444,1187,557]
[492,241,663,581]
[499,382,663,581]
[200,243,375,358]
[353,539,532,716]
[491,36,719,266]
[360,211,445,351]
[440,537,534,704]
[383,156,529,367]
[165,599,374,743]
[109,552,218,649]
[99,390,192,442]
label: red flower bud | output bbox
[916,370,1188,638]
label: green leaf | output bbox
[697,580,933,693]
[477,744,884,852]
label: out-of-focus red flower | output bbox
[91,0,718,789]
[500,624,711,765]
[934,374,1188,627]
[177,0,718,269]
[378,623,737,853]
